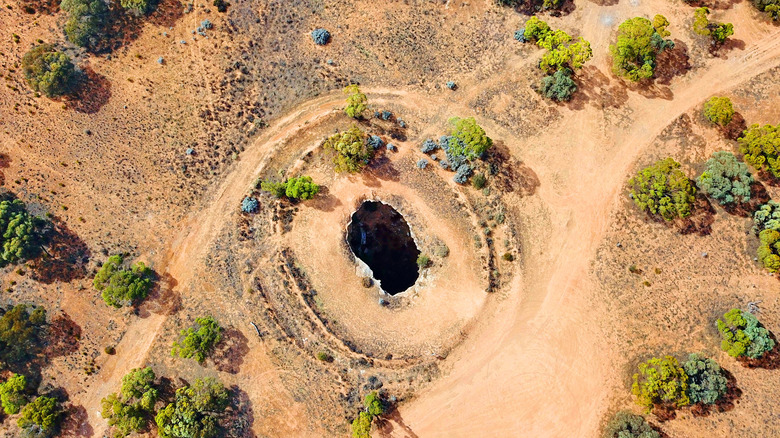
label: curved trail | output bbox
[74,19,780,436]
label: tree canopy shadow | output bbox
[722,111,747,140]
[711,38,746,58]
[223,386,256,438]
[61,404,93,437]
[655,39,691,86]
[310,185,341,212]
[676,191,715,236]
[45,312,82,359]
[139,272,181,317]
[92,0,184,54]
[30,216,90,284]
[213,327,250,374]
[739,331,780,369]
[487,141,539,197]
[377,408,419,438]
[571,66,629,110]
[721,180,770,217]
[0,153,9,187]
[367,152,401,183]
[66,66,111,114]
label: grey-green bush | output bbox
[682,353,728,405]
[602,411,660,438]
[696,151,753,205]
[753,200,780,233]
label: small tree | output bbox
[171,316,222,363]
[717,308,775,359]
[703,96,734,127]
[344,84,367,119]
[610,16,675,82]
[447,117,493,161]
[758,228,780,272]
[351,411,372,438]
[753,200,780,234]
[0,199,48,266]
[60,0,108,49]
[93,255,154,308]
[629,158,696,221]
[738,124,780,179]
[323,126,374,173]
[120,0,152,14]
[0,373,29,415]
[693,8,734,44]
[18,396,62,438]
[101,367,159,437]
[682,353,727,405]
[285,176,320,200]
[751,0,780,20]
[0,304,46,367]
[364,391,385,417]
[632,356,690,412]
[602,411,660,438]
[524,17,551,42]
[539,68,577,102]
[155,377,228,438]
[696,151,752,206]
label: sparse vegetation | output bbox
[602,411,660,438]
[344,84,367,119]
[632,355,690,412]
[323,126,374,173]
[738,123,780,179]
[703,96,734,127]
[610,16,675,81]
[93,255,154,308]
[717,308,775,359]
[629,158,696,221]
[101,367,159,437]
[696,151,753,206]
[171,316,222,363]
[155,377,228,438]
[18,396,62,438]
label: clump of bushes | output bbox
[18,396,62,438]
[446,81,456,90]
[93,255,154,308]
[350,391,387,438]
[0,304,47,367]
[696,151,752,206]
[738,123,780,179]
[155,377,228,438]
[323,126,374,173]
[629,158,696,221]
[683,353,728,405]
[60,0,108,49]
[717,308,775,359]
[311,28,331,45]
[0,373,29,415]
[539,68,577,102]
[171,316,222,363]
[343,84,367,119]
[632,355,690,412]
[22,44,78,98]
[260,176,320,200]
[610,16,675,81]
[241,196,259,213]
[751,0,780,20]
[693,7,734,44]
[416,159,428,169]
[753,200,780,233]
[453,164,473,184]
[416,254,431,268]
[602,411,659,438]
[703,96,734,127]
[472,173,486,189]
[0,199,49,266]
[101,367,158,437]
[367,135,384,149]
[421,139,438,153]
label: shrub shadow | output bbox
[722,112,747,141]
[571,66,629,110]
[711,38,746,58]
[310,185,341,212]
[66,66,111,114]
[30,216,90,284]
[213,327,250,374]
[487,141,539,197]
[677,191,715,236]
[223,386,256,438]
[139,272,181,317]
[61,404,94,437]
[45,312,82,359]
[655,39,691,86]
[377,408,419,438]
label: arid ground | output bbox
[1,0,780,436]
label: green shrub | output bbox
[696,151,752,205]
[351,411,372,438]
[155,377,228,438]
[0,373,29,415]
[18,396,62,438]
[364,391,385,416]
[632,356,690,412]
[682,353,727,405]
[259,180,287,198]
[316,351,333,362]
[629,158,696,221]
[93,255,154,308]
[285,176,320,200]
[472,173,486,189]
[323,126,374,173]
[0,304,46,366]
[101,367,158,437]
[703,96,734,127]
[738,124,780,179]
[693,8,734,43]
[0,199,48,266]
[540,68,577,102]
[120,0,152,14]
[751,0,780,20]
[602,411,660,438]
[344,84,367,119]
[60,0,108,49]
[416,254,431,268]
[753,200,780,233]
[171,316,222,363]
[447,117,493,161]
[758,229,780,272]
[717,308,775,359]
[524,17,551,42]
[610,16,675,81]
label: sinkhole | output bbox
[346,201,421,295]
